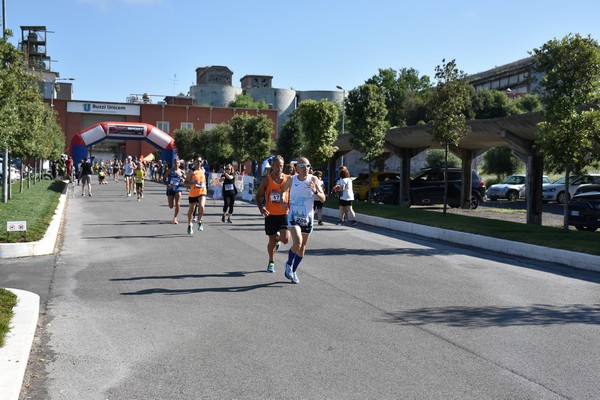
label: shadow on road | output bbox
[119,281,285,296]
[110,271,262,281]
[384,304,600,328]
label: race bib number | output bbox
[195,181,205,188]
[135,177,143,183]
[291,206,309,226]
[270,191,281,203]
[224,183,234,191]
[295,216,309,226]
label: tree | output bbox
[514,94,542,113]
[481,147,523,180]
[228,93,269,109]
[426,149,460,168]
[1,32,64,199]
[366,67,431,127]
[346,83,389,201]
[276,108,304,163]
[427,59,472,213]
[471,89,517,119]
[297,99,340,168]
[531,33,600,230]
[230,113,275,172]
[173,128,198,161]
[203,124,233,168]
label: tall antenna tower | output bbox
[168,73,179,96]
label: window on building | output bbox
[157,121,169,133]
[180,122,193,130]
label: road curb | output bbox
[0,289,40,400]
[0,181,68,259]
[322,208,600,273]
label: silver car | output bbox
[487,174,550,201]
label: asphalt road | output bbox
[7,179,600,399]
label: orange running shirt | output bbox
[265,174,289,216]
[189,170,207,197]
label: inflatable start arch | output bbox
[70,122,176,166]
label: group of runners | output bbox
[79,152,358,285]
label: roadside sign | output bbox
[7,221,27,232]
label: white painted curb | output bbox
[0,181,67,259]
[323,208,600,273]
[0,289,40,400]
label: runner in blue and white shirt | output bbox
[165,160,185,224]
[281,157,326,284]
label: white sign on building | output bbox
[67,101,141,116]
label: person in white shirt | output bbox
[333,166,357,226]
[280,157,326,284]
[123,156,136,197]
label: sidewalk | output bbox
[1,186,599,399]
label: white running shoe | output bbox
[284,263,293,280]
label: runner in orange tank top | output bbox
[256,155,290,273]
[184,158,207,235]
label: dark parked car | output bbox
[373,167,486,209]
[567,191,600,231]
[574,184,600,196]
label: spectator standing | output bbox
[80,157,93,197]
[66,156,73,182]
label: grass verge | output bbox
[0,288,17,348]
[325,198,600,257]
[0,180,64,243]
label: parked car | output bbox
[542,176,577,204]
[374,167,485,209]
[0,165,20,183]
[487,174,550,201]
[543,174,600,204]
[352,171,401,201]
[574,184,600,196]
[567,191,600,232]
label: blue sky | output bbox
[6,0,600,103]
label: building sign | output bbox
[67,101,141,116]
[106,123,146,137]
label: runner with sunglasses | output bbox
[281,157,326,284]
[256,155,290,273]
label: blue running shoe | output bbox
[284,263,293,280]
[275,240,281,251]
[267,262,275,273]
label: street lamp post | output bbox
[336,85,345,166]
[2,0,9,203]
[51,77,75,107]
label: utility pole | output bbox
[2,0,9,203]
